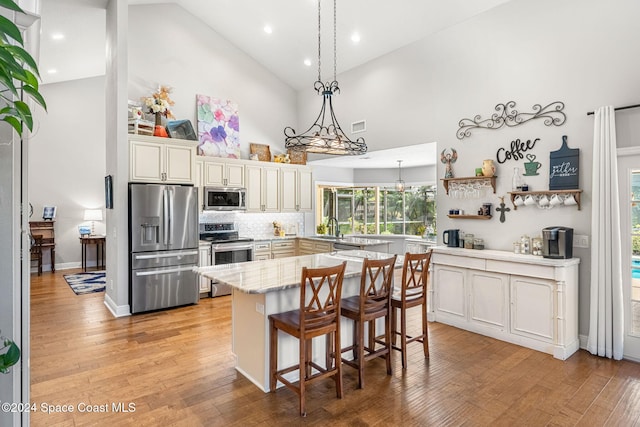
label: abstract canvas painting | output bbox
[196,95,240,158]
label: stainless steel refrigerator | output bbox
[129,183,199,313]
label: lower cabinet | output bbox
[271,240,296,259]
[430,247,579,360]
[254,240,272,261]
[198,242,212,295]
[297,239,332,255]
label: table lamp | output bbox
[83,209,103,236]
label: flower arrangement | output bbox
[142,85,175,119]
[273,221,284,237]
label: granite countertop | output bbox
[431,245,580,267]
[195,250,402,294]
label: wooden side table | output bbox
[80,236,106,271]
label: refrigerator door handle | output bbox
[133,250,199,260]
[168,187,174,245]
[134,265,196,277]
[163,187,170,246]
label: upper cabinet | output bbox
[202,158,245,188]
[246,164,280,212]
[280,165,313,212]
[129,135,197,184]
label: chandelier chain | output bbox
[333,0,337,82]
[317,0,321,82]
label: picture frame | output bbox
[105,175,113,209]
[42,206,56,220]
[166,119,197,141]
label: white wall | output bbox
[127,4,297,159]
[298,0,640,336]
[30,76,106,270]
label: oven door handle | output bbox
[211,243,254,252]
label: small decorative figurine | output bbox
[441,148,458,178]
[496,196,510,223]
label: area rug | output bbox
[63,271,106,295]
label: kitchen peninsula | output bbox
[196,250,403,392]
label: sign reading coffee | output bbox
[549,135,579,190]
[496,137,539,164]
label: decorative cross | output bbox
[496,196,510,223]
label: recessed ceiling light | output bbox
[351,32,361,43]
[303,58,312,67]
[263,25,273,34]
[47,69,57,74]
[51,33,65,41]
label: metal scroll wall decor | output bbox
[456,101,566,140]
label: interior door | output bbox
[617,152,640,361]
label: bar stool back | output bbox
[391,251,431,369]
[268,261,347,416]
[340,255,397,388]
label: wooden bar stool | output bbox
[340,255,397,389]
[391,251,431,369]
[268,261,347,417]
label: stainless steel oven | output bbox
[199,222,254,297]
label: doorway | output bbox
[618,151,640,361]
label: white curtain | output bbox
[587,106,624,359]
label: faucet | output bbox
[327,217,339,238]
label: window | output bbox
[319,185,436,236]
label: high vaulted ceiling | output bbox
[37,0,512,168]
[39,0,511,88]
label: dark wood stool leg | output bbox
[269,319,277,392]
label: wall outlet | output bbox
[256,302,264,315]
[574,235,589,248]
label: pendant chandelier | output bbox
[395,160,405,192]
[284,0,367,156]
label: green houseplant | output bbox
[0,0,47,136]
[0,0,46,373]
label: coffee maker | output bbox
[542,226,573,259]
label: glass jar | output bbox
[512,167,524,191]
[532,236,543,256]
[473,238,484,250]
[513,242,521,254]
[520,234,530,255]
[464,233,474,249]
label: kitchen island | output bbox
[196,250,402,392]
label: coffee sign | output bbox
[549,135,579,190]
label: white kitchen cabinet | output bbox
[129,135,197,184]
[271,239,296,258]
[468,270,509,331]
[280,166,313,212]
[246,164,279,212]
[254,240,272,261]
[198,242,212,295]
[202,158,245,188]
[297,239,332,255]
[510,275,555,343]
[430,247,579,360]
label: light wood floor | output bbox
[30,270,640,426]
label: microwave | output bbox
[203,187,247,211]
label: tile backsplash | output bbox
[199,211,305,239]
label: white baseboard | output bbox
[104,293,130,318]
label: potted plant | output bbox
[0,0,47,373]
[0,0,47,136]
[0,332,20,374]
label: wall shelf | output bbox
[447,214,492,220]
[441,176,497,195]
[508,189,583,210]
